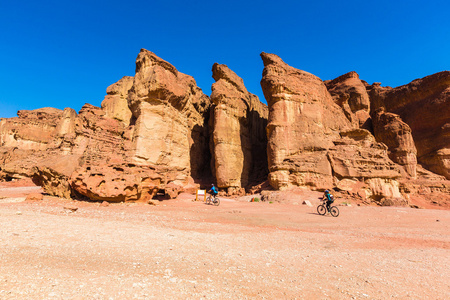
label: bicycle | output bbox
[206,194,220,206]
[317,197,339,217]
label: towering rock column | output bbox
[210,63,268,193]
[127,49,211,186]
[260,53,350,190]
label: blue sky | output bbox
[1,0,449,118]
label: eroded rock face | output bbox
[1,50,448,205]
[0,108,63,151]
[101,76,134,126]
[210,63,268,193]
[369,71,450,179]
[259,53,409,201]
[260,52,351,190]
[325,71,371,129]
[127,49,212,186]
[0,50,213,202]
[372,108,417,178]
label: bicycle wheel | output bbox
[206,195,212,205]
[213,197,220,206]
[317,205,326,215]
[330,206,339,217]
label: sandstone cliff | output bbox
[1,50,448,206]
[368,72,450,179]
[325,71,371,129]
[260,53,413,201]
[101,76,134,126]
[372,108,417,178]
[210,63,268,194]
[127,49,211,191]
[260,52,351,190]
[0,50,213,201]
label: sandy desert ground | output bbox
[0,181,449,299]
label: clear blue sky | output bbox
[1,0,449,118]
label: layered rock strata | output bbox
[210,63,268,193]
[328,129,402,200]
[101,76,134,126]
[1,50,449,205]
[372,108,417,178]
[260,52,351,190]
[0,50,212,201]
[127,49,212,184]
[369,72,450,179]
[260,53,408,200]
[325,71,371,129]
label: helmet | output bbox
[325,190,329,193]
[211,184,215,186]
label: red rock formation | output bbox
[260,53,410,201]
[369,71,450,179]
[0,50,212,202]
[328,129,403,200]
[260,52,351,190]
[210,63,268,194]
[372,108,417,178]
[101,76,134,126]
[325,71,371,129]
[127,49,212,187]
[1,50,448,206]
[0,108,63,151]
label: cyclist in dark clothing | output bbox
[324,190,334,211]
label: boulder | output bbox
[210,63,268,190]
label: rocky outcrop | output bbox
[0,108,63,151]
[127,49,212,185]
[260,53,409,201]
[328,129,403,200]
[1,49,448,206]
[0,50,213,202]
[101,76,134,126]
[210,63,268,193]
[369,71,450,179]
[260,52,351,190]
[372,108,417,178]
[325,71,371,129]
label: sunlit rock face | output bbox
[325,71,371,129]
[0,50,213,202]
[0,108,63,151]
[260,52,350,190]
[372,108,417,178]
[368,71,450,179]
[1,49,449,205]
[127,49,212,185]
[101,76,134,126]
[210,63,268,194]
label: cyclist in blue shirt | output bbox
[209,184,218,196]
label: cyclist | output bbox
[209,184,218,197]
[324,190,335,211]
